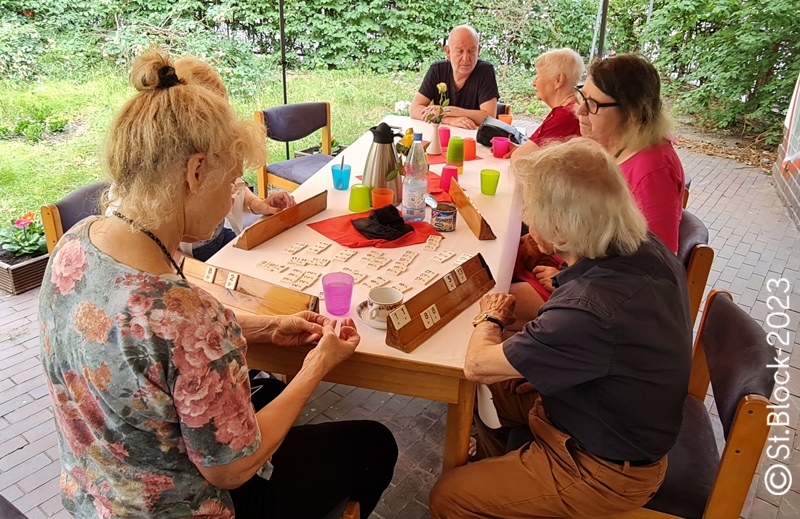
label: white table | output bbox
[209,115,522,470]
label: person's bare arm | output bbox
[509,139,540,162]
[196,320,359,489]
[410,92,433,121]
[463,293,523,384]
[440,98,496,128]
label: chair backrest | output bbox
[41,181,109,253]
[615,291,777,519]
[689,290,776,518]
[691,290,776,436]
[259,102,331,146]
[678,209,714,325]
[496,102,511,117]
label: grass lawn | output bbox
[0,68,434,223]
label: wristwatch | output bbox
[472,313,504,332]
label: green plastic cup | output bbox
[480,169,500,195]
[446,136,464,167]
[348,183,372,212]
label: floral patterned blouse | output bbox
[39,218,261,518]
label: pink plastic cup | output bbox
[439,166,458,191]
[438,126,451,148]
[491,136,510,158]
[322,272,354,316]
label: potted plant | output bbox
[0,211,49,295]
[294,137,348,158]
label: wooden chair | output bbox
[322,498,359,519]
[41,181,109,253]
[683,174,692,208]
[255,102,332,196]
[496,102,511,117]
[678,209,714,325]
[617,290,776,519]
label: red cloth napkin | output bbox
[308,211,442,248]
[426,172,453,204]
[427,153,483,166]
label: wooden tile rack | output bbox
[385,254,495,353]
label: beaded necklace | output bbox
[112,211,186,280]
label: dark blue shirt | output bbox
[503,234,692,462]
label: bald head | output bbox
[445,25,481,82]
[448,25,479,46]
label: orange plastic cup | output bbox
[463,138,477,160]
[371,187,395,208]
[498,114,513,125]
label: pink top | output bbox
[620,141,685,253]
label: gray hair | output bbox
[535,48,585,88]
[514,138,647,259]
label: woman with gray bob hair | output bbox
[517,137,647,260]
[431,138,691,518]
[508,137,648,324]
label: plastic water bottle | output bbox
[402,133,428,222]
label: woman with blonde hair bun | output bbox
[40,50,396,519]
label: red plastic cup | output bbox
[439,166,458,191]
[491,137,510,158]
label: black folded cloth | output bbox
[352,205,413,241]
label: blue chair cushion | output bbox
[267,154,333,185]
[644,395,720,519]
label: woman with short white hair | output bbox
[430,138,692,518]
[507,48,584,158]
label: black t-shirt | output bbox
[418,59,500,111]
[503,234,692,462]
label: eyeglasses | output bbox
[574,86,621,114]
[231,178,247,198]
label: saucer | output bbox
[356,300,387,330]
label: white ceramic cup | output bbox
[367,287,403,321]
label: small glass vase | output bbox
[427,123,442,155]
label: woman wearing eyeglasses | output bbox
[40,50,397,519]
[508,54,684,325]
[170,57,297,261]
[574,54,685,254]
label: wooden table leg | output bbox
[441,378,476,472]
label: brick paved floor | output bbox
[1,147,799,518]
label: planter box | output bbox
[0,253,49,295]
[294,145,348,158]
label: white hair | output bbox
[514,138,647,259]
[535,48,585,88]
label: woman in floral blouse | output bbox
[39,51,397,518]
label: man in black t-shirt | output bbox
[410,25,499,129]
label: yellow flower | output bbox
[437,83,447,94]
[19,211,35,222]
